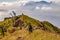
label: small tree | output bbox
[0,26,7,37]
[27,23,33,33]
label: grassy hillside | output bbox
[0,14,60,40]
[1,29,60,40]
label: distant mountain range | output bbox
[25,1,52,6]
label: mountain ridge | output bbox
[25,1,52,6]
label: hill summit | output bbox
[0,13,60,40]
[0,13,60,33]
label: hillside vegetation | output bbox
[0,13,60,40]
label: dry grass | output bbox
[0,28,60,40]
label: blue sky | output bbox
[0,0,60,28]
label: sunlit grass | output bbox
[0,14,60,40]
[0,28,60,40]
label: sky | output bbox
[0,0,60,2]
[0,0,60,28]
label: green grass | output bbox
[0,14,60,40]
[0,14,60,33]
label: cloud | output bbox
[35,6,52,11]
[19,0,60,2]
[35,6,40,10]
[0,0,60,17]
[44,0,60,3]
[41,6,52,10]
[0,12,9,21]
[0,9,8,12]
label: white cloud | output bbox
[35,6,52,11]
[35,6,40,10]
[0,0,59,15]
[41,6,52,11]
[0,2,15,6]
[0,0,59,18]
[0,2,13,6]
